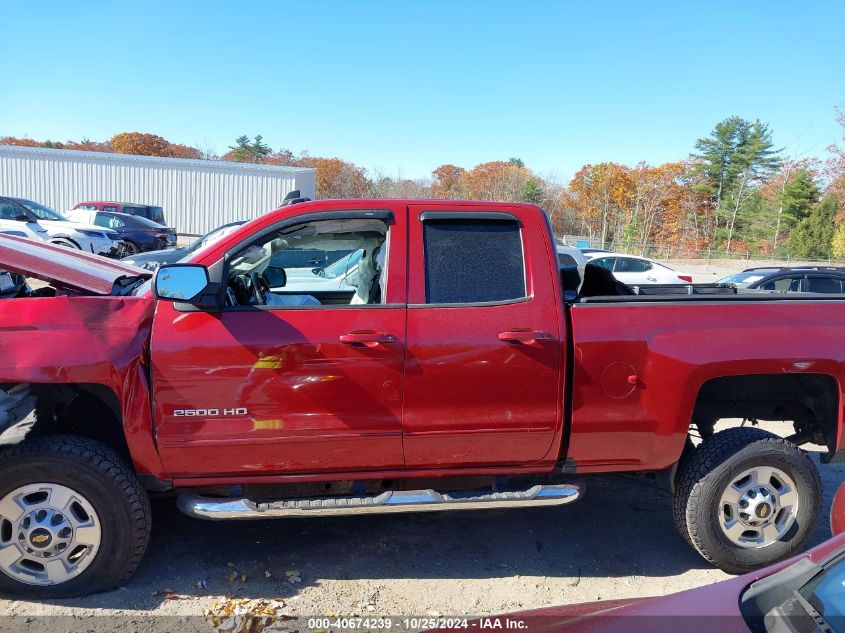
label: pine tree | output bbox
[786,196,838,259]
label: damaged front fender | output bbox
[0,294,166,479]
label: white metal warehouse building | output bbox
[0,145,316,235]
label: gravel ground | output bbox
[0,424,841,628]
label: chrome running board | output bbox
[177,482,583,520]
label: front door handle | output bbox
[498,329,551,345]
[339,331,396,348]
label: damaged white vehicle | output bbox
[0,196,125,257]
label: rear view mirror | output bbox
[264,266,287,288]
[153,264,213,306]
[15,215,30,223]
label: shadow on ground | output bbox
[31,456,844,611]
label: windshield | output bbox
[322,249,364,279]
[188,223,245,254]
[718,271,773,287]
[15,199,69,221]
[800,554,845,631]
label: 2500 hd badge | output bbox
[173,407,249,417]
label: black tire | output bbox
[672,427,821,575]
[0,435,151,597]
[123,241,140,256]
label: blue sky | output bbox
[1,1,843,181]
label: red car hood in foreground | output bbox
[0,234,149,294]
[482,532,845,633]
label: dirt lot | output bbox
[0,423,842,630]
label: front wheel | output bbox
[673,427,821,574]
[0,436,151,597]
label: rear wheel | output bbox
[0,436,151,597]
[123,241,140,256]
[672,427,820,574]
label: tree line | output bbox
[3,112,844,259]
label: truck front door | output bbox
[150,206,407,477]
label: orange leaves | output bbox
[431,164,466,198]
[459,161,532,201]
[0,136,40,147]
[297,157,368,198]
[110,132,201,158]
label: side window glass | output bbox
[104,206,119,213]
[762,276,802,291]
[226,217,389,308]
[616,258,649,273]
[806,277,842,293]
[94,214,110,227]
[423,219,525,304]
[592,257,616,271]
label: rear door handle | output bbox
[498,329,551,345]
[339,331,396,348]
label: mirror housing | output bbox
[153,264,216,307]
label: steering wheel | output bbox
[250,271,269,305]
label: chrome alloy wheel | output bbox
[0,484,101,585]
[718,466,799,549]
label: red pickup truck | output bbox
[0,199,842,597]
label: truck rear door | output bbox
[402,204,564,467]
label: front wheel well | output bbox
[690,373,839,458]
[0,383,130,460]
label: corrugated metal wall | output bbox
[0,145,316,235]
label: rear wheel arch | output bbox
[688,372,840,457]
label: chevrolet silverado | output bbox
[0,198,842,597]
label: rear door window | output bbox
[423,219,525,304]
[805,276,844,293]
[103,205,119,213]
[591,257,617,271]
[93,213,111,227]
[615,257,651,273]
[148,206,164,224]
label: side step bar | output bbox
[177,482,583,520]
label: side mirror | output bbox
[153,264,215,306]
[264,265,287,288]
[15,214,31,223]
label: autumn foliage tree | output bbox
[5,111,845,258]
[109,132,201,158]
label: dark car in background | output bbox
[718,266,845,293]
[67,209,176,255]
[72,201,166,226]
[121,220,245,269]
